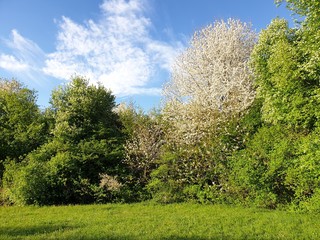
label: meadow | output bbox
[0,203,319,240]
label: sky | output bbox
[0,0,293,111]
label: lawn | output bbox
[0,203,319,239]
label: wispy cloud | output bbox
[0,29,47,84]
[43,0,184,96]
[5,29,45,66]
[0,0,184,97]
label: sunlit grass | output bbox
[0,203,319,239]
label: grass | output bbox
[0,203,319,239]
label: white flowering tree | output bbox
[118,103,163,185]
[163,19,257,145]
[148,19,257,202]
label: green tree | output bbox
[50,77,121,143]
[284,128,320,212]
[276,0,320,27]
[0,79,47,180]
[115,103,164,201]
[149,101,262,204]
[251,18,319,130]
[3,76,124,205]
[243,0,320,210]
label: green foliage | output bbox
[147,98,262,204]
[149,113,254,204]
[229,125,297,208]
[147,156,184,203]
[230,123,320,210]
[2,77,125,205]
[276,0,320,27]
[3,139,125,205]
[117,103,166,202]
[243,0,320,210]
[251,18,318,130]
[285,129,320,209]
[296,189,320,213]
[0,79,48,180]
[50,77,121,143]
[120,105,163,186]
[3,158,49,205]
[251,0,320,132]
[2,1,320,211]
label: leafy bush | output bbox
[148,117,243,204]
[2,77,125,205]
[3,159,50,205]
[3,146,127,205]
[229,125,297,208]
[147,160,184,204]
[285,129,320,210]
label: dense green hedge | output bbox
[1,1,320,211]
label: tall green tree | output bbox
[50,77,121,143]
[251,16,320,130]
[240,0,320,210]
[3,77,124,205]
[0,79,47,180]
[276,0,320,26]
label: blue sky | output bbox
[0,0,292,110]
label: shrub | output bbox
[285,129,320,209]
[229,125,297,208]
[3,159,49,205]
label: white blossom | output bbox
[162,19,257,145]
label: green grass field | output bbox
[0,203,319,239]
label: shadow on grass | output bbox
[0,225,75,238]
[0,228,252,240]
[73,236,262,240]
[86,236,275,240]
[159,236,254,240]
[47,236,234,240]
[0,227,259,240]
[159,237,227,240]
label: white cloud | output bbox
[0,54,29,71]
[101,0,143,15]
[43,0,184,96]
[147,41,181,71]
[0,0,184,97]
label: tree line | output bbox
[1,0,320,211]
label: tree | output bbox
[3,76,124,205]
[245,0,320,210]
[229,125,297,208]
[163,19,257,145]
[250,18,320,130]
[276,0,320,26]
[119,104,163,185]
[150,19,257,203]
[50,77,121,143]
[0,79,47,180]
[115,103,164,201]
